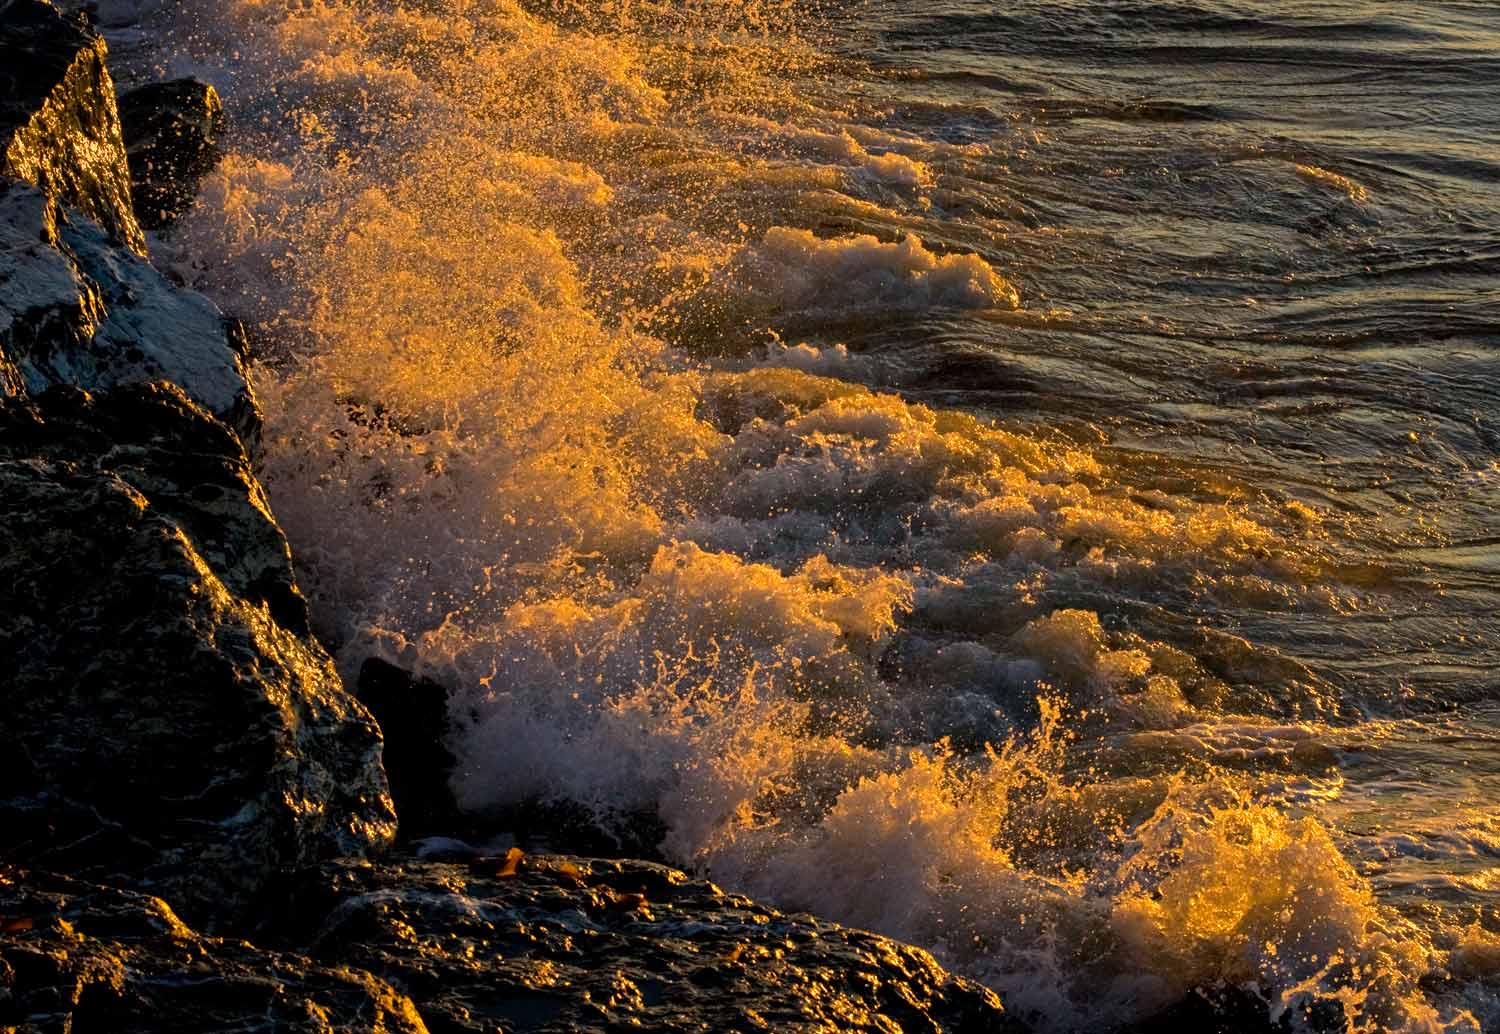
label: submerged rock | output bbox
[0,384,396,930]
[0,0,144,254]
[0,180,258,441]
[117,78,225,230]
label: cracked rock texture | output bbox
[0,0,145,255]
[0,384,396,930]
[0,179,258,440]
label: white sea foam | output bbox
[721,226,1020,314]
[762,341,879,380]
[136,1,1488,1029]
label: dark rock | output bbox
[0,383,396,930]
[356,658,462,840]
[1120,985,1294,1033]
[0,179,259,443]
[0,0,145,254]
[117,78,225,230]
[271,856,1023,1034]
[0,867,427,1033]
[482,797,672,861]
[1,857,1022,1034]
[64,0,150,29]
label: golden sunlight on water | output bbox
[127,0,1500,1030]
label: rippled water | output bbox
[115,0,1500,1029]
[858,0,1500,929]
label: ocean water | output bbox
[115,0,1500,1029]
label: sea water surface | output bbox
[115,0,1500,1029]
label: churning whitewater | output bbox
[117,0,1500,1030]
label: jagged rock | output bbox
[0,179,258,442]
[0,384,396,930]
[0,867,427,1033]
[0,0,144,255]
[356,659,462,840]
[117,78,225,230]
[271,856,1022,1034]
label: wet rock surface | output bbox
[0,867,427,1034]
[278,855,1020,1034]
[117,78,225,230]
[0,384,396,930]
[0,0,144,254]
[0,180,257,439]
[0,856,1021,1034]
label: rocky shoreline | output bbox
[0,3,1024,1030]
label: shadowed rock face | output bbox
[0,0,144,255]
[356,658,462,840]
[117,78,225,230]
[0,180,258,443]
[0,384,397,930]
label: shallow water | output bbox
[120,0,1500,1029]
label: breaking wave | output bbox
[131,0,1494,1030]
